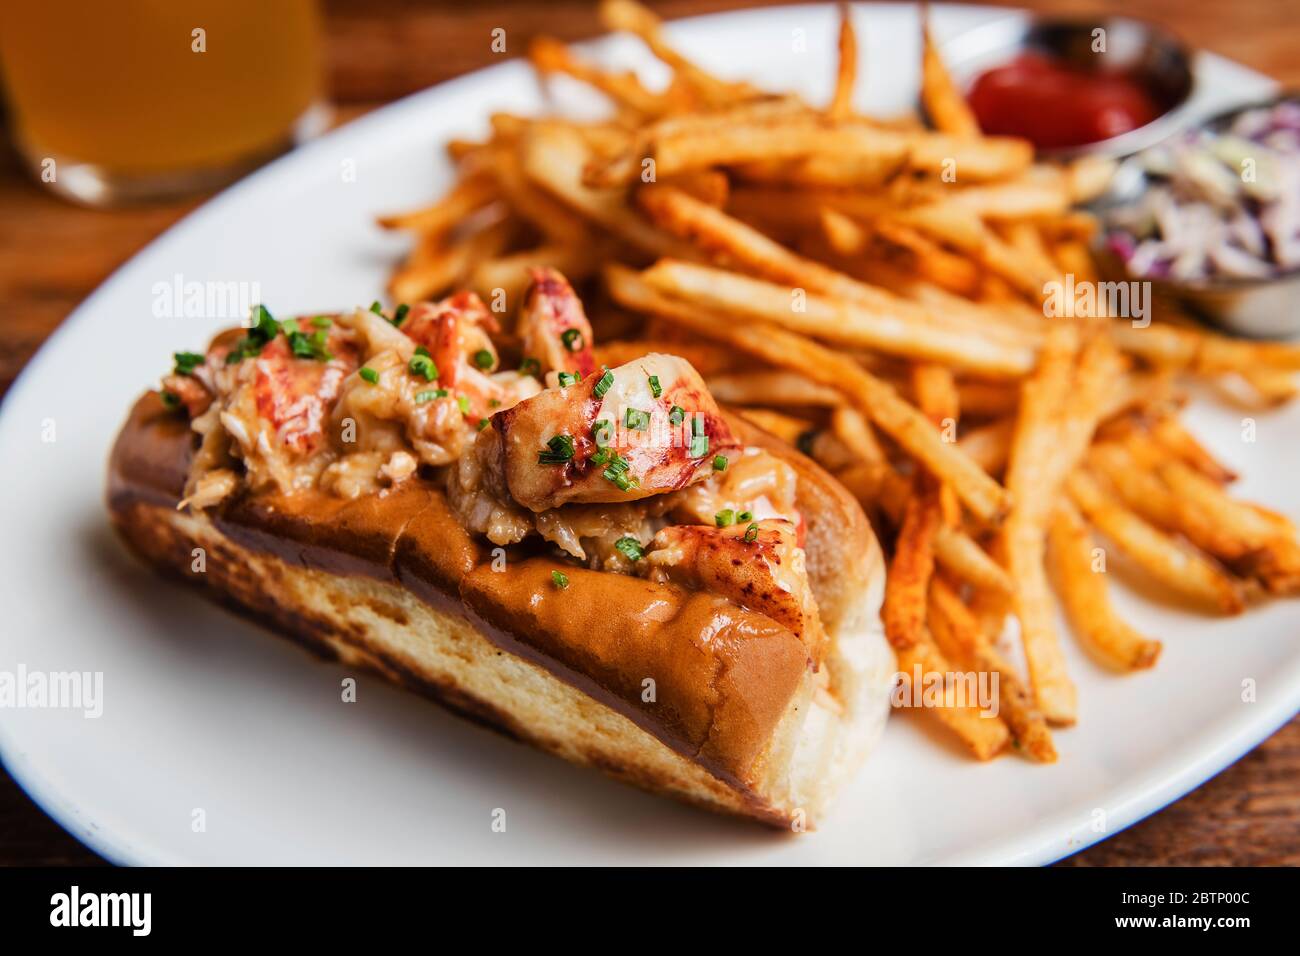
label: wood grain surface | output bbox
[1,0,1297,867]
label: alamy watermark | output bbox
[151,272,261,321]
[0,664,103,718]
[1043,274,1150,327]
[891,665,1000,718]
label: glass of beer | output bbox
[0,0,327,206]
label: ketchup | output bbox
[967,51,1161,150]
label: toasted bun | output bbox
[107,393,893,827]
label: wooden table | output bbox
[2,0,1297,866]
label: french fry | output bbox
[388,217,513,304]
[886,481,1010,760]
[642,186,1029,349]
[872,220,981,296]
[999,325,1080,725]
[1155,456,1300,593]
[929,578,1057,761]
[607,264,1013,521]
[919,17,980,137]
[1047,501,1162,671]
[481,143,590,244]
[830,406,885,465]
[706,369,844,408]
[529,36,675,116]
[1149,416,1237,484]
[599,0,760,107]
[734,407,815,445]
[1109,318,1300,372]
[873,467,1012,595]
[468,244,597,312]
[958,416,1013,476]
[1066,469,1247,614]
[522,124,700,260]
[376,172,497,234]
[595,337,739,376]
[640,257,1036,377]
[828,3,859,122]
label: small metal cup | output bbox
[938,14,1195,160]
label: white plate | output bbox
[0,3,1294,866]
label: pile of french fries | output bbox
[377,0,1300,762]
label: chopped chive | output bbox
[590,448,610,466]
[287,324,332,362]
[477,417,490,432]
[173,351,205,375]
[414,390,440,403]
[538,433,576,465]
[560,328,584,352]
[592,367,614,398]
[360,367,379,385]
[160,390,180,408]
[457,395,471,414]
[489,398,501,409]
[624,407,651,431]
[715,509,736,528]
[648,374,662,398]
[408,352,438,381]
[737,510,753,522]
[369,300,384,315]
[520,357,541,378]
[601,451,637,491]
[311,316,333,329]
[593,419,612,448]
[473,349,494,370]
[743,522,760,543]
[252,304,279,341]
[691,415,706,436]
[712,454,728,472]
[391,303,410,327]
[689,433,709,457]
[551,570,569,590]
[668,405,685,426]
[614,537,645,562]
[557,371,581,387]
[414,345,430,356]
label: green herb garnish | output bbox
[558,371,581,387]
[715,509,736,528]
[743,522,760,543]
[551,570,569,590]
[624,407,650,431]
[648,374,662,398]
[712,454,728,472]
[360,367,379,385]
[173,351,205,376]
[593,367,614,398]
[561,328,584,352]
[392,304,409,327]
[538,433,575,465]
[408,350,438,381]
[473,349,494,370]
[689,433,709,457]
[668,405,685,426]
[614,537,645,562]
